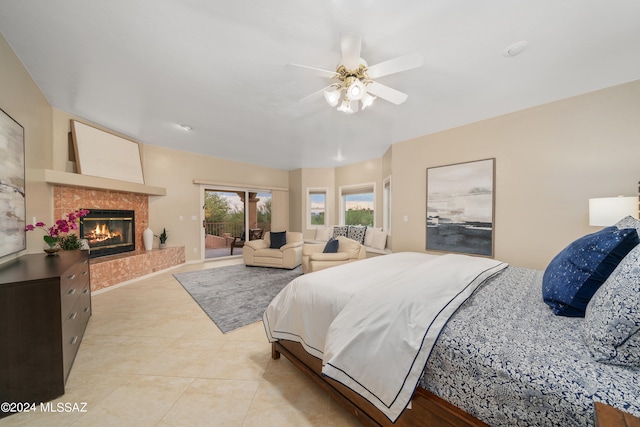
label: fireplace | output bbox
[80,209,135,258]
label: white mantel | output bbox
[42,169,166,196]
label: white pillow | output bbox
[315,226,333,241]
[364,227,382,247]
[370,230,387,250]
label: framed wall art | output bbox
[426,158,495,257]
[0,108,26,258]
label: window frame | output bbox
[383,175,391,234]
[306,187,329,229]
[339,182,376,226]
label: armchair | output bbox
[302,236,366,274]
[242,231,303,269]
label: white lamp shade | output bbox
[346,79,366,100]
[361,92,376,110]
[324,88,341,107]
[589,196,638,226]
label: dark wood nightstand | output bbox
[595,402,640,427]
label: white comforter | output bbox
[263,252,507,422]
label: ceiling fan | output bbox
[290,33,423,114]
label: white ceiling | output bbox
[1,1,639,170]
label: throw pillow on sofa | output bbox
[347,225,367,244]
[315,226,334,241]
[323,238,339,253]
[269,231,287,249]
[370,230,387,250]
[364,227,382,247]
[333,226,348,238]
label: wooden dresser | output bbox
[0,250,91,418]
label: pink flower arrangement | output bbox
[25,209,90,247]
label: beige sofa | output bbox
[243,231,303,269]
[302,236,366,274]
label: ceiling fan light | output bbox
[337,98,353,114]
[361,93,376,110]
[324,88,341,107]
[347,79,365,100]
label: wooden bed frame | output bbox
[272,340,488,427]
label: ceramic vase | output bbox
[143,227,153,250]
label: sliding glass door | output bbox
[203,188,271,259]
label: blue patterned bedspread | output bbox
[421,266,640,426]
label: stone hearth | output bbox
[53,185,185,291]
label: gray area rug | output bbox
[173,264,302,333]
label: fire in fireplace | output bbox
[80,209,135,258]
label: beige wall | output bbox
[142,143,289,261]
[391,80,640,269]
[0,34,53,263]
[288,168,303,233]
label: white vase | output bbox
[143,227,153,250]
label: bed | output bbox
[263,219,640,426]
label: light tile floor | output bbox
[0,259,360,427]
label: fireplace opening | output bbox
[80,209,135,258]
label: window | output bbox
[383,176,391,233]
[340,183,375,226]
[307,188,327,228]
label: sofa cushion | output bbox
[370,229,388,250]
[323,238,339,253]
[310,252,350,262]
[364,227,382,246]
[347,225,367,244]
[337,236,362,258]
[333,226,348,238]
[315,226,334,241]
[254,248,284,259]
[269,231,287,249]
[542,226,640,317]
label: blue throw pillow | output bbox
[269,231,287,249]
[542,227,640,317]
[323,238,339,253]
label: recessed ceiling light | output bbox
[503,41,529,57]
[178,124,192,131]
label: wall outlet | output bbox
[191,215,197,220]
[193,247,198,253]
[403,215,409,222]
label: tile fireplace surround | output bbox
[53,185,185,292]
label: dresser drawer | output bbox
[62,283,91,381]
[60,257,90,297]
[60,269,90,320]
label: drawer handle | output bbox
[67,274,76,281]
[82,260,88,265]
[70,336,78,345]
[84,307,90,313]
[81,271,88,276]
[69,312,78,320]
[82,289,89,294]
[68,288,76,295]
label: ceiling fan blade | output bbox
[366,81,408,105]
[340,33,362,69]
[287,63,337,79]
[366,52,424,79]
[299,85,336,103]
